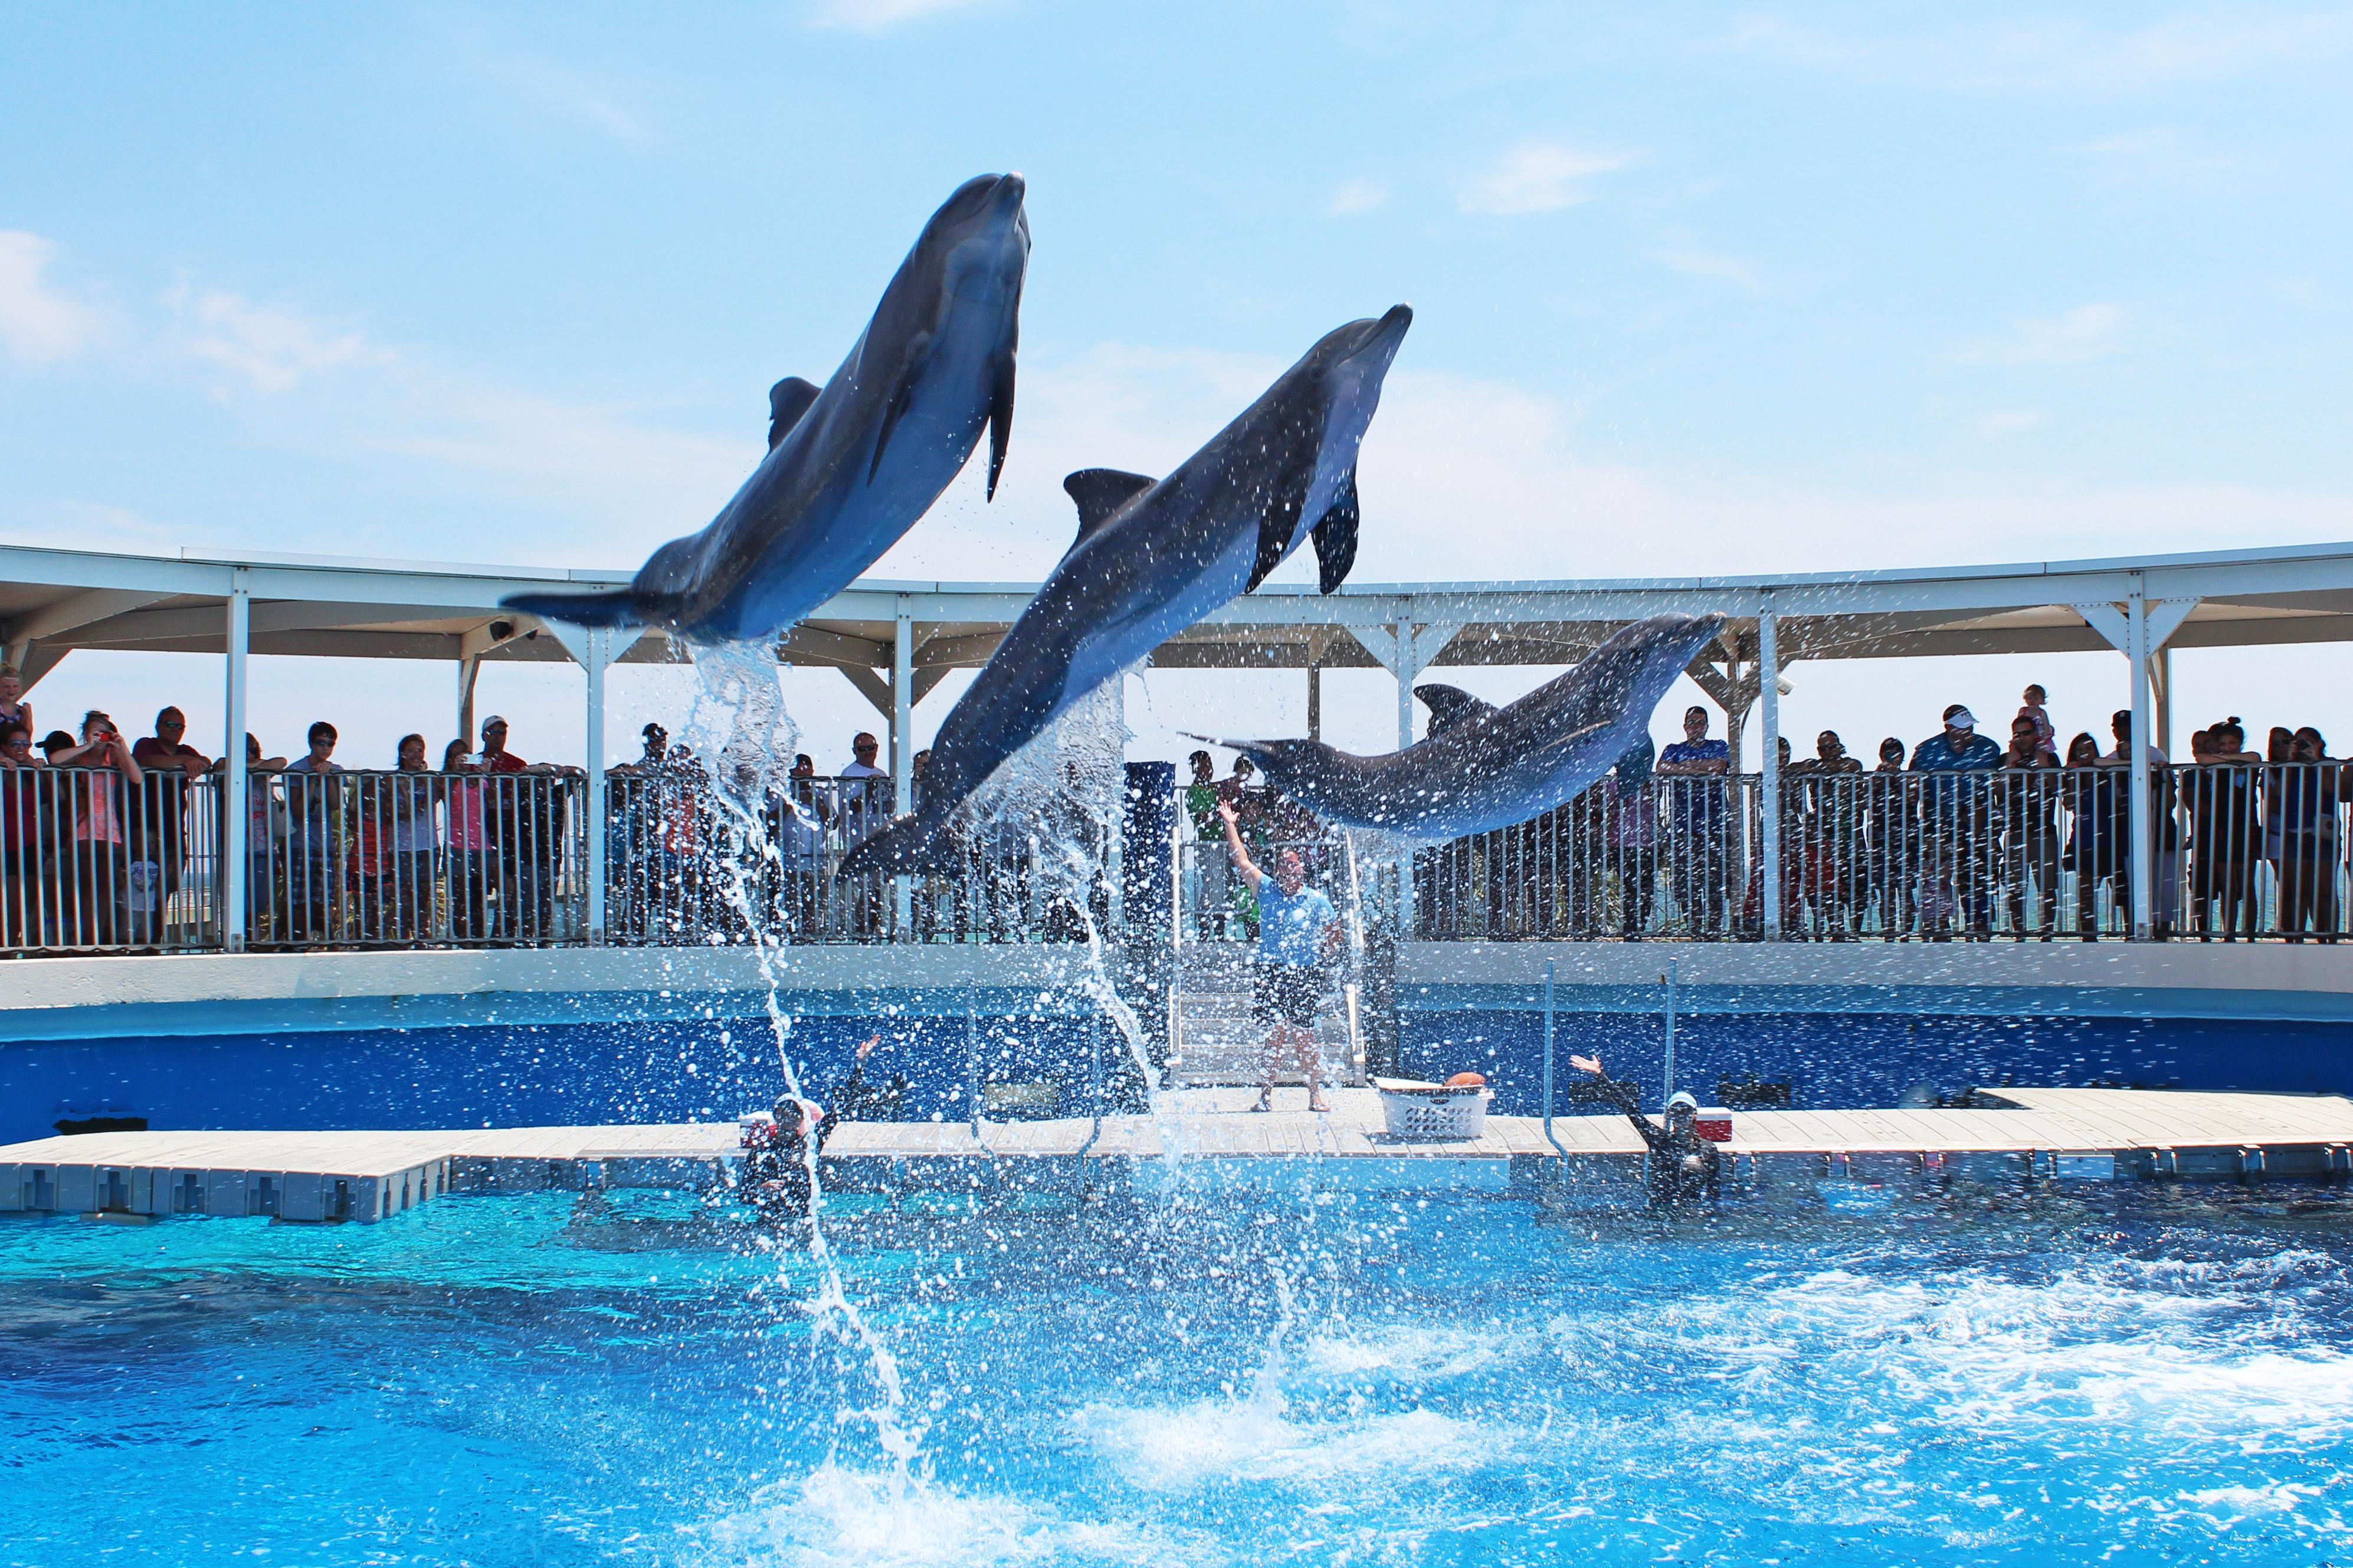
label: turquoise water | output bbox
[4,1180,2351,1565]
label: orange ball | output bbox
[1443,1071,1487,1088]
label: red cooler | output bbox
[1694,1107,1733,1143]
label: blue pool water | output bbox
[5,1180,2351,1565]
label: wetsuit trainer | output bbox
[1570,1053,1720,1204]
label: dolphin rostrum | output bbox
[1204,613,1726,840]
[500,174,1029,641]
[839,305,1414,876]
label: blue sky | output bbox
[4,2,2351,767]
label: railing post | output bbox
[1758,606,1781,940]
[2128,581,2153,940]
[1542,958,1567,1160]
[221,571,250,953]
[892,599,914,942]
[584,625,608,946]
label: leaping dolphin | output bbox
[839,305,1414,877]
[1202,612,1726,840]
[501,173,1029,641]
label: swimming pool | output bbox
[5,1178,2348,1565]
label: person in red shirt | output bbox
[476,716,574,940]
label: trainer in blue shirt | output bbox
[1217,798,1342,1113]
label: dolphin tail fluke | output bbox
[835,815,946,880]
[497,588,658,629]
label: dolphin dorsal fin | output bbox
[767,377,820,451]
[1415,684,1498,736]
[1062,469,1155,546]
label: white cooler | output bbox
[1372,1077,1490,1140]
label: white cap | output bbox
[1946,708,1977,731]
[481,714,508,732]
[1666,1090,1699,1112]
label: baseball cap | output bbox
[481,714,508,732]
[1945,707,1977,731]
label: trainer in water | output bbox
[502,173,1029,642]
[1569,1053,1720,1205]
[841,304,1413,877]
[1203,612,1725,840]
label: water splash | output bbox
[681,636,923,1480]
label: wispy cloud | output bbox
[1954,303,2127,366]
[1654,248,1765,293]
[0,232,110,364]
[166,286,393,395]
[807,0,997,35]
[1727,9,2353,92]
[1326,176,1391,216]
[474,54,655,145]
[1458,143,1628,215]
[1980,409,2045,434]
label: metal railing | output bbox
[11,759,2350,957]
[1407,762,2353,942]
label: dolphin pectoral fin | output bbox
[498,588,662,629]
[1310,470,1360,594]
[986,349,1017,500]
[1244,488,1305,594]
[1414,684,1500,736]
[767,376,820,452]
[1063,468,1156,545]
[867,330,935,484]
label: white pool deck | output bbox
[6,1086,2352,1224]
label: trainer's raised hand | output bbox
[1568,1054,1604,1077]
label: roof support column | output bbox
[1307,657,1323,744]
[221,571,251,953]
[582,625,611,946]
[892,599,915,942]
[2126,582,2154,942]
[1758,607,1782,940]
[457,655,481,752]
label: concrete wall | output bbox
[1401,940,2353,1022]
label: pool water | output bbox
[4,1180,2350,1566]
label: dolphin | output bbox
[500,173,1029,641]
[1202,612,1726,840]
[839,305,1414,877]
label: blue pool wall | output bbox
[5,994,2351,1143]
[1401,1009,2353,1114]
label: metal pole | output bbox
[892,601,915,940]
[2128,582,2154,940]
[221,573,250,953]
[1543,959,1567,1159]
[584,626,608,946]
[966,1002,982,1140]
[1307,660,1323,744]
[1758,608,1782,940]
[1663,958,1678,1104]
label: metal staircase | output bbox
[1164,941,1365,1088]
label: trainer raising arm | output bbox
[1569,1053,1719,1205]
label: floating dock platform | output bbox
[5,1087,2351,1224]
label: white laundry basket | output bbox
[1372,1077,1490,1140]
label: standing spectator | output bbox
[2104,710,2178,936]
[2061,732,2118,939]
[132,707,211,930]
[2017,684,2058,762]
[54,712,145,947]
[2277,727,2344,942]
[1,727,44,946]
[480,715,568,940]
[283,721,344,943]
[838,731,888,827]
[381,734,438,942]
[212,734,287,943]
[2000,713,2063,939]
[1605,740,1659,939]
[1800,730,1863,937]
[0,670,32,747]
[2260,725,2296,918]
[1867,737,1915,939]
[1656,706,1732,934]
[2193,720,2261,941]
[1184,750,1234,938]
[1909,706,2001,939]
[442,739,489,942]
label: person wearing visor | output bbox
[1909,703,2002,938]
[1567,1053,1720,1205]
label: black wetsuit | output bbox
[827,1064,906,1123]
[1600,1082,1720,1205]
